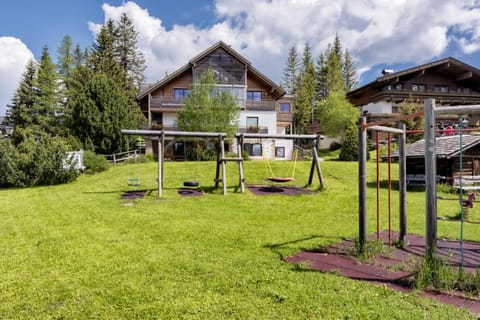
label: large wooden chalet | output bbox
[136,41,295,160]
[347,57,480,126]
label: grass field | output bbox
[1,158,479,319]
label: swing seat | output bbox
[183,181,199,187]
[267,177,294,183]
[128,177,140,186]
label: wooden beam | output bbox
[454,71,473,82]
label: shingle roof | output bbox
[405,134,480,158]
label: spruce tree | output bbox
[343,49,357,92]
[293,43,316,134]
[6,59,37,133]
[90,19,124,83]
[70,73,140,154]
[35,45,60,135]
[316,52,328,100]
[115,13,145,94]
[57,35,74,81]
[281,45,300,95]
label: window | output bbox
[212,85,246,109]
[457,87,471,94]
[434,85,449,93]
[279,103,290,113]
[275,147,285,158]
[174,88,190,100]
[395,83,404,90]
[411,84,426,92]
[244,143,262,157]
[246,117,259,132]
[247,91,262,101]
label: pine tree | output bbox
[6,60,37,133]
[325,48,344,94]
[70,73,140,154]
[115,13,145,94]
[90,19,124,82]
[57,35,74,81]
[315,52,328,99]
[281,45,300,95]
[293,42,316,134]
[35,45,60,135]
[343,48,357,92]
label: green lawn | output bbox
[0,159,478,319]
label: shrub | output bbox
[339,125,358,161]
[0,134,79,187]
[83,150,110,174]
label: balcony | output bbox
[373,89,480,105]
[140,123,268,134]
[244,100,276,112]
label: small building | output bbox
[404,134,480,186]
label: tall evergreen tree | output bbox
[343,48,357,92]
[115,13,146,94]
[57,35,74,81]
[34,45,60,135]
[325,48,344,94]
[293,43,316,134]
[70,73,140,154]
[6,60,37,133]
[315,52,328,100]
[90,19,124,82]
[281,45,300,95]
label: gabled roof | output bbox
[137,41,285,100]
[405,134,480,158]
[347,57,480,102]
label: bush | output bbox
[339,125,358,161]
[83,150,110,174]
[0,134,80,187]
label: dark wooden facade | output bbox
[404,135,480,184]
[136,41,290,132]
[347,57,480,125]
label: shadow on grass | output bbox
[264,234,346,259]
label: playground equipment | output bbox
[358,119,407,249]
[236,132,324,188]
[121,129,325,197]
[358,99,480,270]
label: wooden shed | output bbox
[404,134,480,186]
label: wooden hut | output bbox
[404,134,480,186]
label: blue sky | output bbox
[1,0,480,116]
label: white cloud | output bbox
[88,0,480,87]
[0,37,34,116]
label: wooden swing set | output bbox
[121,129,325,198]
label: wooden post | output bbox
[220,135,227,195]
[398,123,407,245]
[215,144,221,189]
[157,133,163,198]
[358,117,367,252]
[425,99,437,256]
[237,135,245,193]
